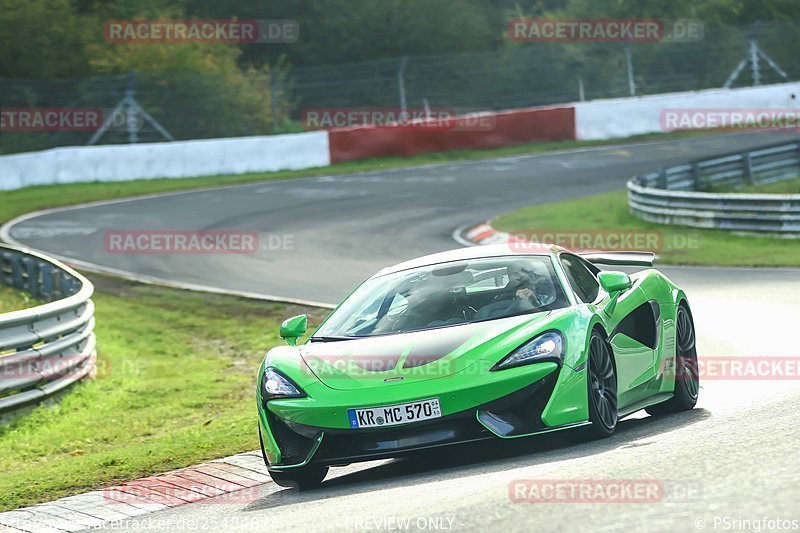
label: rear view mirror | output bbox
[598,272,632,316]
[279,314,307,346]
[598,271,632,293]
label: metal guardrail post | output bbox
[10,255,22,287]
[690,162,702,191]
[657,168,667,189]
[742,152,753,185]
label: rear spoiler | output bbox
[579,251,655,267]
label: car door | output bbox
[559,254,656,409]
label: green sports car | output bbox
[256,244,699,488]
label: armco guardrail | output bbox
[627,140,800,234]
[0,244,95,417]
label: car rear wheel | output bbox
[259,427,328,490]
[646,303,699,415]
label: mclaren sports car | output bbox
[256,244,700,488]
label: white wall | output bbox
[574,81,800,140]
[4,82,799,191]
[0,131,330,191]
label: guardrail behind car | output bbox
[0,244,96,419]
[627,140,800,235]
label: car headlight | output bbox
[261,367,305,401]
[492,331,564,371]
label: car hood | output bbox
[299,312,553,391]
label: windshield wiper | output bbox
[309,335,357,342]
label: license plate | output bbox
[348,398,441,428]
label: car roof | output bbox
[371,243,563,278]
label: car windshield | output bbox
[314,256,569,339]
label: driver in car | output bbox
[506,262,545,308]
[474,262,545,320]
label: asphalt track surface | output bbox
[5,129,800,304]
[6,130,800,532]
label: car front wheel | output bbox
[571,331,618,442]
[587,331,618,437]
[259,426,328,490]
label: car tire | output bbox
[259,427,328,490]
[570,330,618,441]
[646,303,699,415]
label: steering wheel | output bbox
[449,287,476,320]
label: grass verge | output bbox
[493,190,800,267]
[0,276,328,511]
[711,176,800,194]
[0,286,40,314]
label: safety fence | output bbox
[627,141,800,234]
[2,21,798,155]
[0,244,95,418]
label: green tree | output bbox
[0,0,91,77]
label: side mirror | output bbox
[598,271,632,293]
[279,314,307,346]
[598,272,632,315]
